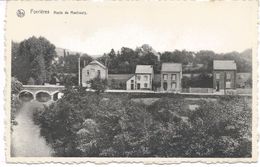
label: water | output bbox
[11,102,53,157]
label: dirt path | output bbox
[11,102,53,157]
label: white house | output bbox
[161,63,182,92]
[126,65,154,90]
[82,60,108,87]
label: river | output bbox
[11,102,53,157]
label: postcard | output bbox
[4,0,258,164]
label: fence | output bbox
[236,88,252,95]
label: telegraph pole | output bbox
[78,56,81,86]
[224,72,226,95]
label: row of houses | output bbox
[81,60,238,93]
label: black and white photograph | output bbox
[4,0,258,163]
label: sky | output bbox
[6,1,258,56]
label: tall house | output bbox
[126,65,154,90]
[160,63,182,92]
[213,60,237,92]
[82,60,108,87]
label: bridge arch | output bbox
[52,91,60,101]
[35,90,52,103]
[18,90,34,102]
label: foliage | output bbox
[55,53,93,74]
[185,96,252,157]
[109,79,126,90]
[11,77,23,94]
[61,74,78,87]
[96,45,160,74]
[152,80,161,90]
[11,95,21,129]
[182,73,213,88]
[11,77,23,128]
[11,36,57,84]
[33,88,251,157]
[90,77,108,94]
[160,50,194,65]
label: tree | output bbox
[80,54,93,68]
[33,88,251,157]
[160,50,194,65]
[11,77,23,94]
[62,54,80,73]
[90,77,108,94]
[12,36,57,84]
[11,77,23,128]
[11,41,20,78]
[181,73,213,88]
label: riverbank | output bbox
[11,102,53,157]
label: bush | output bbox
[33,89,252,157]
[11,77,23,128]
[90,77,108,94]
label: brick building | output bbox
[213,60,237,92]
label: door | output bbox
[131,84,134,90]
[171,82,176,90]
[163,82,167,91]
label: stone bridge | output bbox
[18,85,65,102]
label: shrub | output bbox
[33,89,252,157]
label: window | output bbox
[87,70,89,75]
[137,83,141,89]
[216,73,220,80]
[226,73,231,80]
[226,81,231,88]
[163,74,168,80]
[171,82,176,89]
[144,83,148,88]
[171,74,176,81]
[137,75,141,81]
[131,80,134,83]
[144,75,148,81]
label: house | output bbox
[213,60,237,92]
[126,65,154,90]
[82,60,108,87]
[160,63,182,92]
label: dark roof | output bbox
[213,60,237,70]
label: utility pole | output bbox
[224,72,226,95]
[78,56,81,86]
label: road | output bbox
[11,102,53,157]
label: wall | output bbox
[126,75,135,90]
[135,74,152,90]
[213,70,236,90]
[160,72,182,92]
[82,64,108,86]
